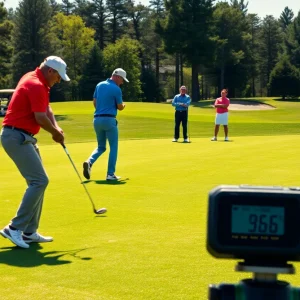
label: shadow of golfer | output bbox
[0,244,91,267]
[83,178,129,185]
[54,115,69,121]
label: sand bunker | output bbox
[229,100,275,111]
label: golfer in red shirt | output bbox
[0,56,70,248]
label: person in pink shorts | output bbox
[211,89,230,141]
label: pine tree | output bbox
[61,0,75,15]
[49,0,61,17]
[149,0,165,97]
[90,0,109,50]
[258,15,283,96]
[0,2,14,88]
[73,0,96,28]
[126,0,148,43]
[269,55,300,99]
[285,11,300,68]
[230,0,248,15]
[160,0,215,101]
[11,0,52,85]
[80,44,106,100]
[159,0,182,95]
[279,7,294,30]
[106,0,128,43]
[247,13,261,96]
[212,2,252,96]
[149,0,164,15]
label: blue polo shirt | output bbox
[172,94,191,111]
[93,79,123,116]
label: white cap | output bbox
[112,68,129,82]
[44,56,70,81]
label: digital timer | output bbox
[231,205,285,236]
[207,185,300,261]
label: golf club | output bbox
[61,143,107,215]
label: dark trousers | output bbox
[174,110,188,139]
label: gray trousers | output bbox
[0,128,49,232]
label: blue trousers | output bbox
[88,117,118,175]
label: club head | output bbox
[94,208,107,215]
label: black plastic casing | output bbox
[207,185,300,262]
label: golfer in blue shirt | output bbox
[83,68,127,180]
[172,86,191,142]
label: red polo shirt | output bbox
[214,97,230,114]
[3,68,50,135]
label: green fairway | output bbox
[1,100,300,299]
[29,98,300,145]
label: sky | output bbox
[4,0,300,19]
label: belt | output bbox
[94,114,116,118]
[176,110,187,112]
[3,125,34,137]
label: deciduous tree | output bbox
[50,12,96,99]
[103,38,142,101]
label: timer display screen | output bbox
[231,205,284,236]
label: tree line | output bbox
[1,0,300,102]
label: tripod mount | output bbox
[209,261,300,300]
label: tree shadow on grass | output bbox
[273,98,300,102]
[189,101,215,109]
[0,244,92,267]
